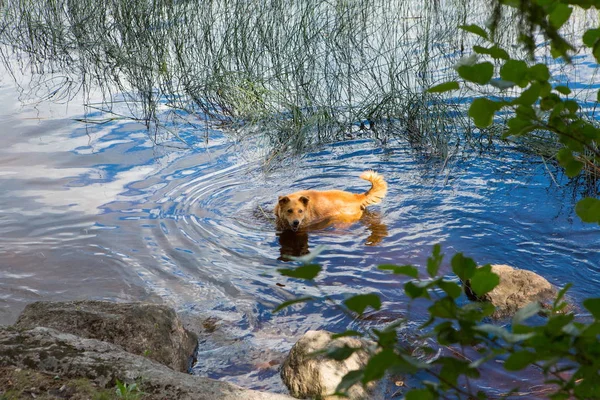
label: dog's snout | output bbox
[292,220,300,226]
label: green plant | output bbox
[429,0,600,221]
[0,0,477,155]
[277,1,600,397]
[115,379,143,400]
[278,244,600,398]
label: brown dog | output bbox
[274,170,387,232]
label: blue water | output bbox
[0,67,599,398]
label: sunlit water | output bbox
[1,72,600,397]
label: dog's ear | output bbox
[299,196,309,206]
[278,196,290,205]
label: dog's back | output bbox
[275,170,387,231]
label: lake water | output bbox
[1,43,600,400]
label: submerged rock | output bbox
[465,264,558,319]
[281,330,382,400]
[0,326,293,400]
[14,300,197,372]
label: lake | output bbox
[0,0,599,396]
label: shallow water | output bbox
[1,67,600,398]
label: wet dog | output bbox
[274,170,387,232]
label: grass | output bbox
[0,0,597,184]
[0,0,493,157]
[0,366,116,400]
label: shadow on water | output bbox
[277,210,389,261]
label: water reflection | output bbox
[277,210,389,260]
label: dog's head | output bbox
[276,195,309,231]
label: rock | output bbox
[465,264,558,319]
[14,300,197,372]
[0,326,294,400]
[280,330,382,400]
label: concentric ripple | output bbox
[1,101,599,394]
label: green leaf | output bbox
[504,350,536,371]
[556,148,583,177]
[404,281,430,299]
[327,345,358,361]
[438,280,463,299]
[378,264,419,278]
[438,357,480,386]
[540,94,560,111]
[555,85,571,95]
[583,298,600,319]
[451,253,477,281]
[469,265,500,296]
[273,296,313,312]
[331,330,363,339]
[500,60,529,87]
[457,62,494,85]
[475,324,535,343]
[344,293,382,315]
[528,64,550,82]
[335,370,363,395]
[473,45,510,60]
[564,99,579,114]
[489,78,515,90]
[285,245,327,263]
[553,283,572,310]
[429,296,457,319]
[427,81,460,93]
[426,244,443,277]
[513,301,542,325]
[516,82,541,106]
[362,349,399,383]
[505,114,536,137]
[469,98,499,128]
[459,24,488,40]
[373,328,398,348]
[278,264,321,280]
[576,198,600,224]
[583,28,600,48]
[549,3,572,29]
[597,88,600,103]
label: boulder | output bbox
[14,300,197,372]
[280,330,382,400]
[0,326,293,400]
[465,264,558,319]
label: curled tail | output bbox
[359,170,387,207]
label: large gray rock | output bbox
[281,330,382,400]
[0,326,293,400]
[14,300,197,372]
[465,264,558,319]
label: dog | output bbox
[274,170,387,232]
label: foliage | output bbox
[427,0,600,221]
[276,0,600,398]
[278,245,600,399]
[114,380,143,400]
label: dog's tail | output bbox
[359,170,387,207]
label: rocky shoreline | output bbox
[1,264,565,399]
[0,301,293,400]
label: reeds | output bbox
[0,0,501,156]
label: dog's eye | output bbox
[287,209,293,214]
[298,209,303,213]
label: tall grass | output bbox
[0,0,525,157]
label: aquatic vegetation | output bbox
[0,0,498,156]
